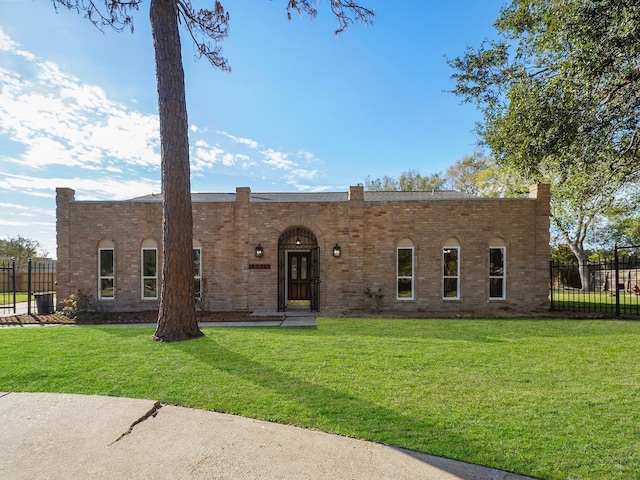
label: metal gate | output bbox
[0,259,16,314]
[550,244,640,316]
[277,227,319,312]
[310,246,320,312]
[27,259,56,315]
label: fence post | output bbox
[549,260,554,311]
[615,244,620,317]
[11,258,16,314]
[27,258,32,316]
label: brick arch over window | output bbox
[278,226,319,312]
[278,226,317,249]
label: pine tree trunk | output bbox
[150,0,202,341]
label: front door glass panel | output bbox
[288,252,310,300]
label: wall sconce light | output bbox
[255,244,264,257]
[333,244,341,257]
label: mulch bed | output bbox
[0,309,620,327]
[0,313,75,327]
[0,310,281,326]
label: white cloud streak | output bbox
[0,171,160,201]
[0,25,331,199]
[0,24,338,259]
[0,32,160,172]
[0,28,17,51]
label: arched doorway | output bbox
[278,226,320,311]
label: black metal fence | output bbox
[550,245,640,316]
[0,259,17,314]
[0,259,57,315]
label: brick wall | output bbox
[56,185,550,314]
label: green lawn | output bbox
[551,288,640,314]
[1,318,639,479]
[0,292,30,305]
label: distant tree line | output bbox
[364,152,529,197]
[0,236,48,271]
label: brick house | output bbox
[55,184,550,315]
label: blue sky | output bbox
[0,0,505,257]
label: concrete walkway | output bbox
[0,301,30,317]
[0,392,535,480]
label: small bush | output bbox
[364,287,385,311]
[61,289,111,323]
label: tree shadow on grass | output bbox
[165,331,487,467]
[83,324,545,476]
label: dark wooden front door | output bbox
[288,252,310,301]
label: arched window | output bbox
[397,238,414,300]
[141,238,158,300]
[489,238,506,300]
[443,238,460,300]
[98,239,114,300]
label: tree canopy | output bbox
[449,0,640,179]
[448,0,640,290]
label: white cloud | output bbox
[208,138,322,179]
[0,26,338,203]
[195,133,325,187]
[289,168,320,180]
[191,139,257,170]
[298,149,316,161]
[16,49,35,61]
[191,139,224,171]
[0,202,35,210]
[216,130,260,149]
[0,26,17,51]
[0,38,161,171]
[0,218,52,227]
[0,171,160,201]
[260,149,296,170]
[288,183,334,192]
[221,153,236,166]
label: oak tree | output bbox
[449,0,640,175]
[52,0,374,341]
[449,0,640,290]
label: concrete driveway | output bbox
[0,392,535,480]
